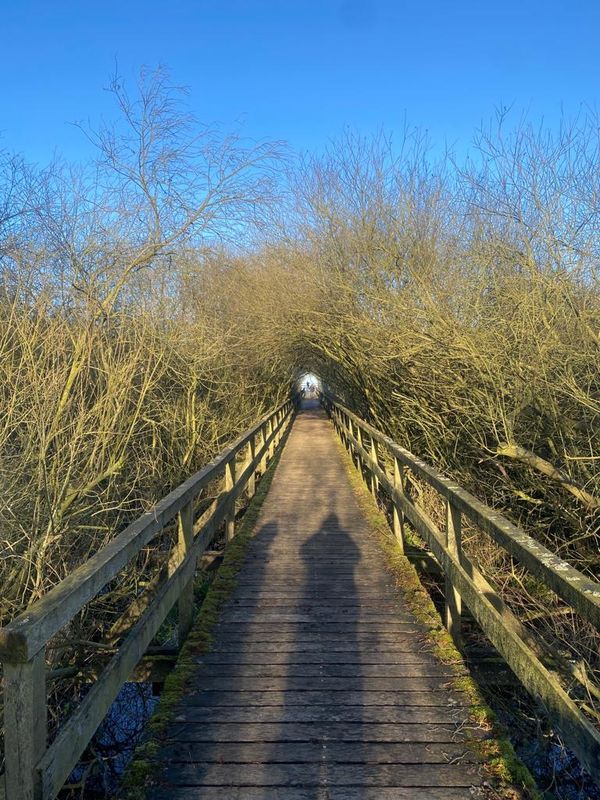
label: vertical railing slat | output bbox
[369,435,379,498]
[224,457,236,543]
[266,417,274,460]
[258,425,267,474]
[392,455,406,554]
[356,424,364,482]
[246,435,256,498]
[445,500,463,644]
[177,500,195,642]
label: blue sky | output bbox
[1,0,599,165]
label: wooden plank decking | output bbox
[148,399,485,799]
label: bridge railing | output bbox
[321,392,600,785]
[0,395,299,800]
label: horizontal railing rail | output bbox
[321,391,600,785]
[0,394,299,800]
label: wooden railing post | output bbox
[369,435,379,499]
[356,424,364,480]
[445,500,463,644]
[3,648,47,800]
[344,413,352,452]
[246,436,256,498]
[224,457,236,543]
[392,456,406,554]
[177,500,195,642]
[282,405,290,436]
[258,425,267,474]
[266,418,274,459]
[351,420,361,471]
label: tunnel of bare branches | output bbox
[1,70,599,798]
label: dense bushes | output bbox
[0,297,288,621]
[0,72,598,766]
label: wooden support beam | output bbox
[342,412,351,451]
[246,436,256,498]
[3,649,47,800]
[356,425,364,482]
[266,418,274,460]
[445,500,462,645]
[352,420,362,472]
[345,413,353,454]
[369,436,379,499]
[392,456,406,554]
[177,500,195,643]
[224,457,236,543]
[258,425,267,474]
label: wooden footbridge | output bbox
[1,393,600,799]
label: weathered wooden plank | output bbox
[251,553,386,560]
[211,631,429,644]
[148,789,478,800]
[235,566,391,575]
[231,582,395,592]
[3,650,46,800]
[186,690,468,707]
[165,721,487,743]
[160,762,481,787]
[188,676,461,692]
[193,663,460,679]
[248,554,387,563]
[222,600,410,611]
[231,578,391,602]
[171,706,467,724]
[208,641,432,654]
[214,618,420,629]
[213,612,416,624]
[198,653,447,666]
[157,740,476,764]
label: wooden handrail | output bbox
[0,394,299,800]
[323,395,600,630]
[321,391,600,785]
